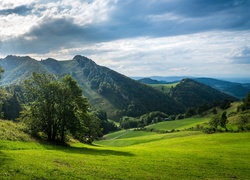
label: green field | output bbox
[150,82,179,93]
[1,119,250,179]
[147,117,210,131]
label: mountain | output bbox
[135,76,250,99]
[0,55,239,120]
[132,76,190,82]
[0,55,49,85]
[0,55,183,120]
[169,78,238,108]
[193,78,250,99]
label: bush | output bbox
[203,127,215,134]
[176,114,184,120]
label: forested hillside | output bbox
[0,55,238,120]
[0,55,183,120]
[169,79,238,108]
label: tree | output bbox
[0,66,4,79]
[185,108,196,118]
[209,112,228,130]
[243,92,250,110]
[220,111,228,128]
[77,112,102,144]
[24,73,58,141]
[21,73,97,143]
[220,100,231,110]
[55,75,89,143]
[239,113,250,125]
[94,109,118,134]
[209,114,220,129]
[212,108,217,115]
[0,66,4,116]
[2,92,21,120]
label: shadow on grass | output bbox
[0,139,134,157]
[39,142,135,157]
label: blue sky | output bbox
[0,0,250,77]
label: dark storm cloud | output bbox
[102,0,250,38]
[4,18,86,54]
[0,5,32,16]
[4,17,132,54]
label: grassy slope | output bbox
[1,132,249,179]
[146,117,210,131]
[150,82,178,93]
[0,120,32,142]
[1,109,250,179]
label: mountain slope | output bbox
[0,55,184,120]
[137,78,167,84]
[61,55,184,119]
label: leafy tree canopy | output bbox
[20,73,101,143]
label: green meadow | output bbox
[1,119,250,179]
[150,82,179,93]
[146,117,210,131]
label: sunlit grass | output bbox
[1,132,249,179]
[1,115,249,179]
[0,120,32,142]
[150,82,179,93]
[146,117,210,131]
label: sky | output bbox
[0,0,250,78]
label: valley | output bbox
[0,55,249,179]
[1,1,250,179]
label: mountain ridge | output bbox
[0,55,238,120]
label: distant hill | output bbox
[134,76,250,99]
[193,78,250,99]
[169,79,238,108]
[137,78,167,84]
[132,76,189,82]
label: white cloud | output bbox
[22,30,249,77]
[89,31,250,76]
